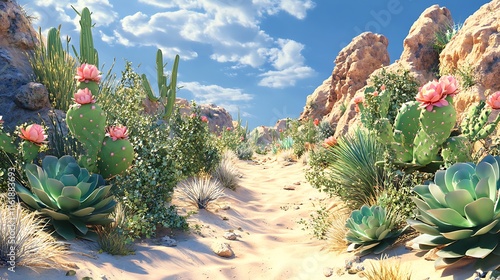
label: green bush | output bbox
[100,63,187,238]
[170,104,221,177]
[433,21,462,54]
[370,69,419,125]
[236,141,253,160]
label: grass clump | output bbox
[96,203,134,256]
[363,255,412,280]
[0,197,68,269]
[177,176,225,209]
[212,151,240,190]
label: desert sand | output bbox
[1,154,482,280]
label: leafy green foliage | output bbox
[236,141,254,160]
[297,202,333,240]
[370,69,420,125]
[433,22,462,54]
[100,63,187,239]
[170,105,221,177]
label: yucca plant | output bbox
[15,155,116,240]
[346,205,405,256]
[324,129,385,209]
[408,154,500,270]
[177,177,225,209]
[0,196,68,268]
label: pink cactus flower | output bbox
[106,125,129,141]
[353,96,364,112]
[201,116,208,123]
[439,75,459,96]
[380,84,386,91]
[19,124,47,144]
[322,136,337,148]
[416,80,448,111]
[73,88,96,105]
[487,91,500,109]
[372,91,379,97]
[75,63,101,83]
[190,113,196,118]
[227,127,232,131]
[313,118,319,126]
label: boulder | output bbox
[325,32,390,137]
[14,82,50,110]
[440,0,500,93]
[299,76,332,121]
[211,241,234,258]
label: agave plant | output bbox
[408,155,500,270]
[16,155,116,240]
[346,205,405,256]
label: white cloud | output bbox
[180,81,253,116]
[259,66,315,88]
[280,0,315,19]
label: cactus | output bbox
[97,126,134,178]
[72,7,98,66]
[461,100,500,142]
[46,27,64,61]
[141,49,179,122]
[0,132,16,154]
[66,102,107,172]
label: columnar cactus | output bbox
[73,7,99,66]
[141,49,179,122]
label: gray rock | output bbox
[14,82,50,110]
[211,241,234,258]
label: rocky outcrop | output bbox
[325,32,390,137]
[176,98,234,133]
[299,77,332,121]
[440,1,500,93]
[0,0,51,132]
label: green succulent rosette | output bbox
[16,155,116,240]
[346,205,405,256]
[408,154,500,270]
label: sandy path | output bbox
[1,154,481,280]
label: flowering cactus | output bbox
[98,126,134,178]
[18,124,47,163]
[75,63,100,95]
[416,80,448,111]
[461,91,500,142]
[201,116,208,123]
[73,88,95,105]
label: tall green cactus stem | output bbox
[72,7,99,66]
[413,96,456,166]
[47,27,63,61]
[141,50,179,122]
[66,103,106,172]
[97,137,134,178]
[460,100,500,142]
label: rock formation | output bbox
[176,98,234,133]
[300,32,390,137]
[0,0,52,132]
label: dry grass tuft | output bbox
[325,204,350,253]
[177,176,225,209]
[363,255,412,280]
[277,149,296,163]
[96,202,134,256]
[212,156,240,190]
[0,196,68,269]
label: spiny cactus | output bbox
[141,50,179,122]
[461,97,500,142]
[97,126,134,178]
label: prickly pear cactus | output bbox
[66,103,106,172]
[441,135,472,165]
[413,96,456,166]
[0,132,16,154]
[77,80,99,96]
[392,101,421,162]
[97,137,134,178]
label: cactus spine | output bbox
[141,50,179,122]
[460,100,500,142]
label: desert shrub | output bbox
[170,105,221,177]
[236,141,253,160]
[0,197,68,269]
[212,152,239,190]
[277,149,295,162]
[96,202,134,255]
[100,63,187,238]
[308,129,385,210]
[305,146,339,196]
[177,176,225,209]
[433,21,462,54]
[289,118,318,158]
[370,68,420,124]
[317,119,335,141]
[297,201,334,240]
[29,27,77,111]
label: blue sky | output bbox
[18,0,489,129]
